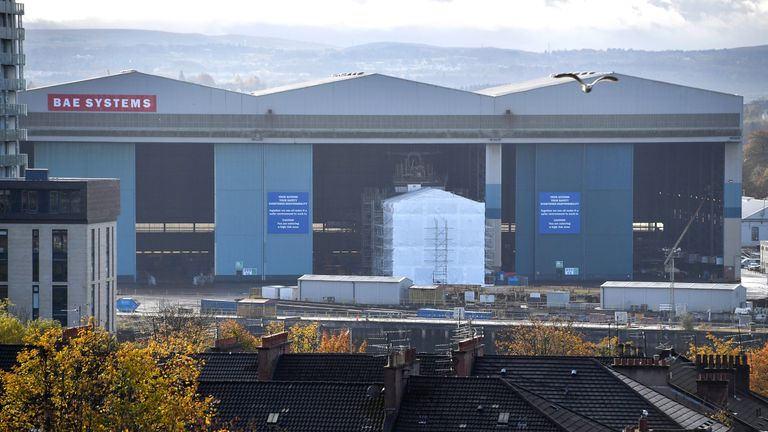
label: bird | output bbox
[552,72,619,93]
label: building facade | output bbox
[18,71,743,284]
[0,0,25,178]
[0,170,120,329]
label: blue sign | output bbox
[539,192,580,234]
[268,192,309,234]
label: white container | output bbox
[279,286,297,301]
[464,291,476,302]
[262,285,282,299]
[479,294,496,303]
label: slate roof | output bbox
[473,356,681,431]
[394,376,565,432]
[608,368,728,432]
[0,344,24,371]
[195,352,259,382]
[668,356,768,431]
[273,353,387,382]
[198,381,385,431]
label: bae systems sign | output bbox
[47,94,157,112]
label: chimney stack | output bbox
[694,354,751,405]
[383,348,417,430]
[453,335,485,377]
[257,331,290,381]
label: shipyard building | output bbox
[18,71,743,284]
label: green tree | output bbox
[743,130,768,197]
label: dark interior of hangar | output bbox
[312,144,485,275]
[633,142,724,281]
[135,143,215,284]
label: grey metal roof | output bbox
[742,196,768,220]
[601,281,743,291]
[298,274,411,283]
[249,72,372,96]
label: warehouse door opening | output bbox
[633,142,724,281]
[135,143,215,285]
[312,144,485,276]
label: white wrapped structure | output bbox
[380,188,485,285]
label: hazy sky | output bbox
[27,0,768,50]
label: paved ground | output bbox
[741,269,768,300]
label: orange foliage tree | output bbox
[495,319,598,356]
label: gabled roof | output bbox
[383,187,482,206]
[608,368,728,432]
[273,353,387,383]
[198,381,385,431]
[668,356,768,431]
[394,376,566,432]
[0,344,24,371]
[473,356,681,431]
[742,196,768,220]
[249,72,371,96]
[298,274,410,283]
[195,352,259,382]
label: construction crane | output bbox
[662,199,705,320]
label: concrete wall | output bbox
[742,220,768,248]
[601,286,746,313]
[214,143,312,278]
[515,142,633,281]
[33,142,136,279]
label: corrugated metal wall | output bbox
[214,143,312,277]
[515,142,633,281]
[33,141,136,279]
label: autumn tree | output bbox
[749,342,768,397]
[687,332,744,358]
[317,329,367,353]
[495,319,597,356]
[218,319,260,351]
[743,130,768,197]
[263,321,367,353]
[0,324,218,432]
[0,300,60,344]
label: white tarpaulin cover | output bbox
[380,188,485,285]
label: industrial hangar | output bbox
[18,70,743,284]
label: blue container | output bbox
[115,297,140,313]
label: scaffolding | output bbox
[361,188,386,275]
[426,218,451,284]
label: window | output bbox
[0,189,10,214]
[32,285,39,320]
[52,229,68,282]
[0,285,7,301]
[106,227,111,278]
[21,190,38,213]
[97,228,101,280]
[91,283,95,319]
[105,281,111,331]
[32,229,39,282]
[52,285,67,326]
[49,190,59,213]
[0,229,7,282]
[752,226,760,242]
[91,228,95,281]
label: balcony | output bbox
[0,53,24,65]
[0,153,27,167]
[0,27,23,40]
[0,103,25,115]
[0,2,24,14]
[0,128,27,141]
[0,78,24,91]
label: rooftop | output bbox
[299,274,411,283]
[273,353,387,383]
[601,281,743,291]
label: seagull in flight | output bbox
[552,72,619,93]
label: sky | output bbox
[26,0,768,51]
